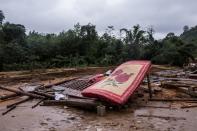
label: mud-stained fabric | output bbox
[82,61,151,105]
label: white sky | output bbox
[1,0,197,39]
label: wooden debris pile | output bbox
[0,76,102,115]
[1,65,197,116]
[161,78,197,97]
[148,66,197,109]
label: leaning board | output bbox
[82,61,151,105]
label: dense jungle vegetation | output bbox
[0,10,197,71]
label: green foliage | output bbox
[180,26,197,57]
[151,34,196,66]
[2,22,26,44]
[0,10,197,71]
[0,10,5,24]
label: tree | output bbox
[120,25,146,59]
[147,26,155,43]
[166,32,175,39]
[152,33,195,66]
[183,25,189,32]
[80,23,97,40]
[0,10,5,24]
[1,10,197,71]
[2,22,26,44]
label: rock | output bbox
[97,105,106,116]
[49,127,56,131]
[67,116,76,120]
[96,128,102,131]
[40,122,48,126]
[61,119,70,123]
[64,106,69,109]
[46,118,51,121]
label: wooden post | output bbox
[147,74,152,98]
[97,105,106,116]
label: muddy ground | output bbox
[0,66,197,131]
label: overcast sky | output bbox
[1,0,197,39]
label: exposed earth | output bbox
[0,66,197,131]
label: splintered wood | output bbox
[0,76,100,115]
[161,78,197,97]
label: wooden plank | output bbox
[137,114,186,120]
[2,106,16,115]
[181,105,197,108]
[0,86,45,99]
[147,74,152,98]
[7,97,31,108]
[149,98,197,102]
[0,93,21,100]
[43,98,98,109]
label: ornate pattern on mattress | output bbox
[82,61,151,105]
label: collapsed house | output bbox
[0,61,153,115]
[1,60,197,116]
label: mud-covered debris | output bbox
[137,114,186,121]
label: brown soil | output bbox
[0,66,197,131]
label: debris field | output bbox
[0,65,197,131]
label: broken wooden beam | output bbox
[0,93,21,100]
[165,78,197,82]
[7,97,31,108]
[147,74,152,98]
[33,91,54,99]
[32,99,45,108]
[149,98,197,102]
[42,98,98,109]
[188,74,197,79]
[2,105,16,115]
[0,86,45,99]
[161,81,194,88]
[137,114,186,120]
[161,81,197,97]
[181,105,197,109]
[137,105,171,109]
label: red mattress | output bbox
[82,60,151,105]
